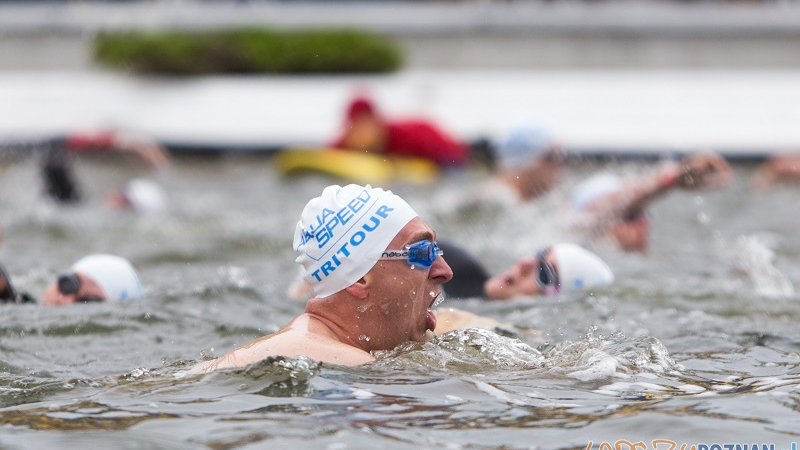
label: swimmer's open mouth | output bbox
[426,292,445,332]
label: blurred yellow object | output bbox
[275,148,439,185]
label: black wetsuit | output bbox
[438,239,490,300]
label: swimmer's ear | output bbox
[344,277,368,300]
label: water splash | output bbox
[205,356,321,397]
[373,328,544,372]
[123,367,151,382]
[733,234,794,298]
[218,266,251,290]
[546,329,680,381]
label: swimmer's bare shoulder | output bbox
[433,307,542,341]
[434,307,510,334]
[188,314,374,374]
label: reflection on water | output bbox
[1,156,800,448]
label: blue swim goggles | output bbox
[379,240,443,269]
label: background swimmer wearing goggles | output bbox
[1,255,144,306]
[438,241,613,300]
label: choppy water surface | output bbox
[1,156,799,449]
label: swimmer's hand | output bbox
[675,152,732,190]
[751,155,800,192]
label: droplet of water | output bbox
[358,334,371,342]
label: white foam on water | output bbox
[733,234,795,298]
[567,349,621,382]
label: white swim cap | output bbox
[570,174,622,211]
[71,254,144,302]
[496,122,554,169]
[123,178,167,214]
[551,243,614,292]
[293,184,418,298]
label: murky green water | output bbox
[1,156,799,449]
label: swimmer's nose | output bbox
[431,255,453,283]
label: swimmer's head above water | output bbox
[293,183,420,298]
[483,243,614,300]
[106,178,168,214]
[40,254,143,306]
[190,184,454,372]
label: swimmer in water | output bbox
[1,254,144,305]
[425,241,614,336]
[0,129,169,204]
[190,184,454,372]
[570,152,732,252]
[437,240,614,301]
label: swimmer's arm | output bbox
[587,166,677,222]
[585,153,732,230]
[62,131,117,152]
[64,131,170,167]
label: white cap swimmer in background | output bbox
[570,174,622,212]
[495,121,554,169]
[550,243,614,292]
[108,178,167,214]
[294,184,418,298]
[123,178,167,214]
[126,179,167,213]
[72,254,144,302]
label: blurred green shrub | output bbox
[93,28,404,75]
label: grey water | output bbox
[1,152,799,449]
